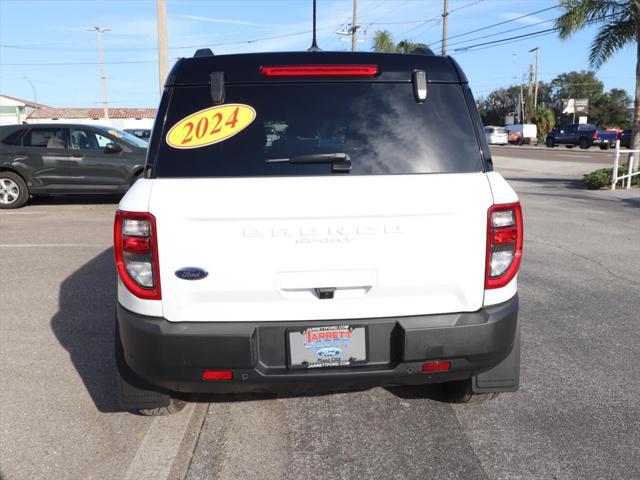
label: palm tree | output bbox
[555,1,639,162]
[372,30,429,54]
[373,30,395,53]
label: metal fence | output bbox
[611,140,640,190]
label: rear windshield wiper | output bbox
[266,153,351,173]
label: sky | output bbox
[0,0,635,108]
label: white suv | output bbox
[114,51,522,415]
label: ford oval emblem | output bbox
[317,347,341,358]
[175,267,208,281]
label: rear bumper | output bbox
[117,295,519,394]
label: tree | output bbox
[373,30,395,53]
[372,30,429,54]
[556,0,639,166]
[549,70,605,106]
[533,108,556,142]
[591,88,633,128]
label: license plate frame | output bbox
[287,325,368,369]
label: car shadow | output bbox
[50,248,121,412]
[51,249,456,412]
[504,176,584,190]
[30,194,122,206]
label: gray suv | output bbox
[0,123,148,209]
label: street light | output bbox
[23,76,38,124]
[88,26,111,119]
[512,53,525,124]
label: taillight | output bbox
[259,65,378,78]
[485,202,523,289]
[593,131,598,139]
[114,211,161,300]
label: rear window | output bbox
[153,82,483,177]
[1,128,27,146]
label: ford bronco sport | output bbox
[115,50,522,415]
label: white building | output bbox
[0,94,49,125]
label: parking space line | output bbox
[124,403,196,480]
[0,244,110,248]
[556,154,591,158]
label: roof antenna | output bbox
[307,0,321,52]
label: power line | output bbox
[445,16,555,49]
[430,5,558,47]
[453,13,620,54]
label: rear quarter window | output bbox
[1,128,27,146]
[153,82,484,177]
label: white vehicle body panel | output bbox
[133,173,496,322]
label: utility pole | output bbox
[441,0,449,56]
[351,0,359,52]
[89,26,110,119]
[157,0,169,93]
[529,47,540,113]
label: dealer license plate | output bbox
[288,325,367,369]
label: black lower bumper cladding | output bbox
[117,295,519,396]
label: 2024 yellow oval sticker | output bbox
[166,104,256,149]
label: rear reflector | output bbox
[202,370,233,381]
[421,361,452,373]
[259,65,378,78]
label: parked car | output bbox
[0,124,148,209]
[484,126,509,145]
[506,124,537,145]
[619,129,632,149]
[592,129,619,150]
[545,123,597,149]
[114,50,522,415]
[124,128,151,141]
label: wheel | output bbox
[0,171,29,209]
[138,398,187,416]
[545,138,554,148]
[441,379,499,403]
[515,137,523,146]
[579,138,590,149]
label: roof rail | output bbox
[194,48,214,58]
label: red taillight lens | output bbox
[421,361,451,373]
[485,202,523,289]
[114,210,161,300]
[202,370,233,381]
[259,65,378,78]
[593,131,598,139]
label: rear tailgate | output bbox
[150,173,492,322]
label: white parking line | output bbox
[124,403,196,480]
[556,154,591,158]
[0,244,109,248]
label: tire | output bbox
[515,137,523,146]
[545,138,554,148]
[0,171,29,209]
[138,398,187,416]
[579,138,590,149]
[441,379,500,404]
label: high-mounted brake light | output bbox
[485,202,523,289]
[114,211,161,300]
[259,65,378,78]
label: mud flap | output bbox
[471,321,520,393]
[115,322,170,411]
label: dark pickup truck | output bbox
[546,124,624,150]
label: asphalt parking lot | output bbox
[1,149,639,480]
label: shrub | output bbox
[583,166,639,189]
